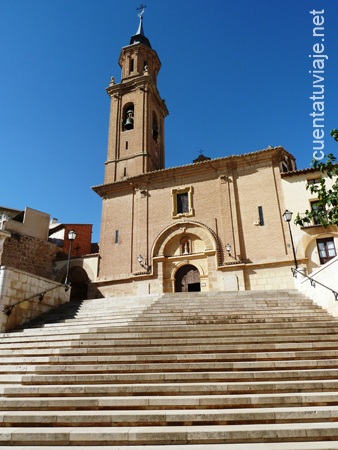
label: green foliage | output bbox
[295,151,338,227]
[331,129,338,142]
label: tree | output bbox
[295,130,338,227]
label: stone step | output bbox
[2,290,338,447]
[2,347,338,365]
[2,443,338,450]
[18,368,338,385]
[2,379,338,397]
[2,320,338,342]
[3,357,338,374]
[1,405,338,427]
[3,339,338,357]
[2,391,338,410]
[3,336,338,355]
[2,327,338,349]
[55,310,331,325]
[2,422,338,445]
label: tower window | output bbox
[122,103,134,131]
[115,230,119,244]
[152,112,159,142]
[129,58,134,74]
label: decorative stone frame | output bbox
[172,186,194,218]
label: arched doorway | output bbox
[68,266,89,301]
[175,264,201,292]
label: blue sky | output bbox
[1,0,337,243]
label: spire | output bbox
[129,4,151,48]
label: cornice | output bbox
[106,77,168,117]
[92,146,291,197]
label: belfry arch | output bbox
[151,221,220,293]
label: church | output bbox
[92,10,299,297]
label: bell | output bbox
[124,110,134,130]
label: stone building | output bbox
[49,220,99,300]
[0,207,69,331]
[92,14,299,297]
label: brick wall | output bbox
[63,225,93,258]
[1,232,57,279]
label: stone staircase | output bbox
[1,290,338,449]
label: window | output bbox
[310,200,321,225]
[122,103,134,131]
[177,193,189,214]
[152,112,159,142]
[258,206,264,226]
[307,177,321,186]
[317,237,336,265]
[172,187,194,218]
[115,230,119,244]
[129,58,134,74]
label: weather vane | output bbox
[137,4,147,19]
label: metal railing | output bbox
[291,267,338,301]
[2,283,70,316]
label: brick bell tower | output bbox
[104,7,169,183]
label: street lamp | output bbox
[65,230,77,287]
[137,254,151,272]
[225,243,231,256]
[282,210,298,270]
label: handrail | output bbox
[1,283,70,316]
[291,267,338,301]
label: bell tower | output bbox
[104,7,169,183]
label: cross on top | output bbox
[137,4,147,19]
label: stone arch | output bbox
[174,264,201,292]
[152,221,219,260]
[54,259,96,300]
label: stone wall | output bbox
[1,232,57,279]
[0,266,70,332]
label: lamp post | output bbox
[225,243,231,256]
[137,254,151,272]
[282,210,298,270]
[65,230,77,287]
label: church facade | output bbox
[92,14,298,297]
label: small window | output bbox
[129,58,134,74]
[310,200,321,225]
[172,187,194,218]
[258,206,264,226]
[115,230,119,244]
[307,177,321,186]
[152,112,159,142]
[317,237,336,264]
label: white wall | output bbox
[293,256,338,317]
